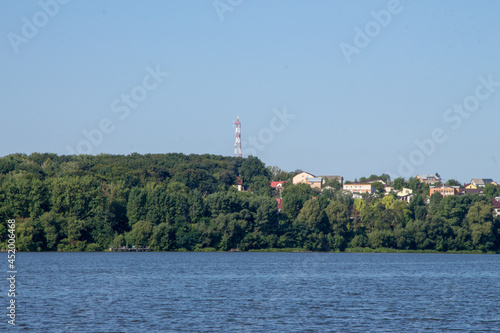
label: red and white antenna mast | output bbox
[234,116,242,157]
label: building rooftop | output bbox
[471,178,494,186]
[307,177,323,183]
[418,174,441,180]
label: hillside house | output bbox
[270,181,287,196]
[470,178,496,188]
[459,188,484,195]
[343,183,374,194]
[292,172,316,185]
[429,184,459,197]
[367,179,387,185]
[234,177,244,191]
[492,197,500,217]
[396,188,413,202]
[416,174,441,184]
[305,177,323,189]
[319,175,344,186]
[384,185,394,194]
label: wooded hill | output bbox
[0,153,499,252]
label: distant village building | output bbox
[292,172,316,185]
[322,186,336,192]
[305,177,323,189]
[234,177,244,191]
[416,174,441,184]
[319,175,344,186]
[492,197,500,217]
[343,183,374,194]
[396,188,413,202]
[383,185,394,194]
[270,181,287,189]
[367,179,387,185]
[458,187,484,196]
[292,172,345,190]
[429,184,459,197]
[270,181,287,196]
[469,178,496,188]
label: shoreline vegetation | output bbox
[5,248,496,254]
[1,153,499,254]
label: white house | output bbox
[292,171,316,185]
[343,183,374,194]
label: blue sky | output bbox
[1,0,499,183]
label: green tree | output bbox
[368,229,396,249]
[38,212,66,251]
[15,218,45,251]
[175,225,200,250]
[466,202,496,251]
[348,234,368,248]
[125,220,153,247]
[106,181,129,233]
[187,189,207,223]
[239,156,269,184]
[372,181,386,196]
[408,194,427,221]
[150,223,175,251]
[392,177,406,190]
[126,187,148,226]
[446,179,462,186]
[405,220,431,249]
[281,183,315,219]
[323,178,342,190]
[172,168,218,194]
[206,191,242,216]
[427,215,452,251]
[429,192,443,215]
[325,201,349,236]
[49,175,106,220]
[296,199,329,233]
[249,175,272,196]
[249,196,278,234]
[110,234,126,248]
[484,183,500,199]
[212,213,245,251]
[58,218,89,251]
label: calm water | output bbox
[3,252,500,332]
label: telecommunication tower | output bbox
[234,116,242,157]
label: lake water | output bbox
[4,252,500,332]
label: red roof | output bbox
[270,181,287,188]
[235,177,243,185]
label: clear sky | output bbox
[1,0,499,183]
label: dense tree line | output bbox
[0,153,499,253]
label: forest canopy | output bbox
[0,153,499,253]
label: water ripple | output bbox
[4,252,500,332]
